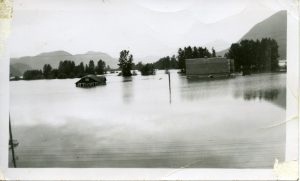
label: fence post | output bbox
[9,116,17,168]
[168,72,171,104]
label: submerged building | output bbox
[185,57,234,78]
[75,75,106,87]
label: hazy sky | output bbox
[10,0,287,58]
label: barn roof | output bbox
[75,74,106,84]
[186,57,229,64]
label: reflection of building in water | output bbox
[243,89,279,101]
[236,88,286,108]
[185,57,234,78]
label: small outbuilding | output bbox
[75,75,106,87]
[185,57,234,78]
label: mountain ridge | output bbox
[217,10,287,58]
[10,51,118,76]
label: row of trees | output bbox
[111,47,216,77]
[23,59,108,80]
[225,38,279,72]
[140,63,156,75]
[153,55,178,70]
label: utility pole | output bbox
[168,72,171,104]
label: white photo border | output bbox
[0,0,298,180]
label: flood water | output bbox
[9,70,286,168]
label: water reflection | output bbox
[235,88,286,108]
[121,77,134,104]
[179,77,232,101]
[179,73,286,109]
[243,89,279,101]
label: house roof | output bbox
[75,74,106,84]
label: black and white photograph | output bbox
[0,0,299,180]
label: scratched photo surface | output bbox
[9,0,287,168]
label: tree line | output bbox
[22,47,217,80]
[134,46,216,74]
[225,38,279,72]
[21,38,279,80]
[23,59,108,80]
[117,50,156,76]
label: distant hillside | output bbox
[136,55,162,63]
[10,65,21,76]
[10,63,33,76]
[10,50,118,76]
[217,10,287,59]
[204,40,231,52]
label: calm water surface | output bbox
[9,71,286,168]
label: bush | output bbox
[140,63,155,76]
[23,70,43,80]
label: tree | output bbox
[192,46,199,58]
[23,70,43,80]
[43,64,52,79]
[84,64,89,75]
[170,55,178,69]
[95,59,106,75]
[75,62,85,77]
[50,68,59,78]
[135,61,143,71]
[153,56,178,70]
[140,63,155,76]
[226,38,280,73]
[212,47,216,57]
[163,56,171,70]
[57,60,76,78]
[184,46,193,59]
[225,43,241,71]
[87,60,95,74]
[269,38,279,71]
[118,50,134,76]
[177,48,185,72]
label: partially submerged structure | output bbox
[278,59,287,72]
[75,75,106,87]
[185,57,234,78]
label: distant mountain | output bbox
[73,51,118,68]
[136,55,162,63]
[204,40,231,52]
[10,50,118,75]
[10,65,21,76]
[10,63,33,76]
[217,10,287,59]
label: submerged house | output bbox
[75,75,106,87]
[185,57,234,78]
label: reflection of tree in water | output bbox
[122,77,134,104]
[243,89,279,101]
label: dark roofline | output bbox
[75,74,106,84]
[185,57,228,61]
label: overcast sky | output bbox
[10,0,287,58]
